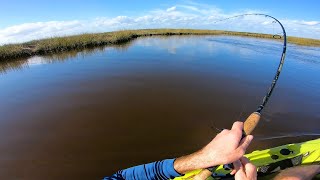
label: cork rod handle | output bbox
[243,112,261,135]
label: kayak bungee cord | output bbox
[194,13,287,179]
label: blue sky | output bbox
[1,0,319,44]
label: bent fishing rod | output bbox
[195,13,287,179]
[237,14,287,135]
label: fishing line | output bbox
[256,133,320,141]
[209,13,287,137]
[213,13,287,114]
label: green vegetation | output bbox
[1,29,320,61]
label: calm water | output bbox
[0,36,319,179]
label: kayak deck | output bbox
[173,138,320,179]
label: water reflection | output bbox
[0,59,29,74]
[135,35,202,54]
[1,36,319,74]
[0,41,133,74]
[0,36,319,179]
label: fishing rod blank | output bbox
[238,14,287,135]
[210,13,287,134]
[195,13,287,179]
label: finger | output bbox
[230,169,236,175]
[245,163,257,178]
[240,156,250,165]
[214,129,229,139]
[231,121,244,140]
[230,160,241,175]
[231,121,243,133]
[237,135,253,153]
[241,157,257,177]
[220,129,230,134]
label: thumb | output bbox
[237,135,253,152]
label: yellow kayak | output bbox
[174,138,320,179]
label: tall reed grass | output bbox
[1,29,319,61]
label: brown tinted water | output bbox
[0,36,319,179]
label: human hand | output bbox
[196,121,253,167]
[174,121,253,174]
[231,156,257,180]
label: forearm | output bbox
[106,151,212,180]
[174,152,201,174]
[105,159,182,180]
[173,149,217,174]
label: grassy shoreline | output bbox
[1,29,320,61]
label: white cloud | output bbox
[0,2,319,45]
[301,21,319,26]
[0,21,83,44]
[166,6,176,12]
[177,4,222,16]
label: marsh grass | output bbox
[1,29,319,61]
